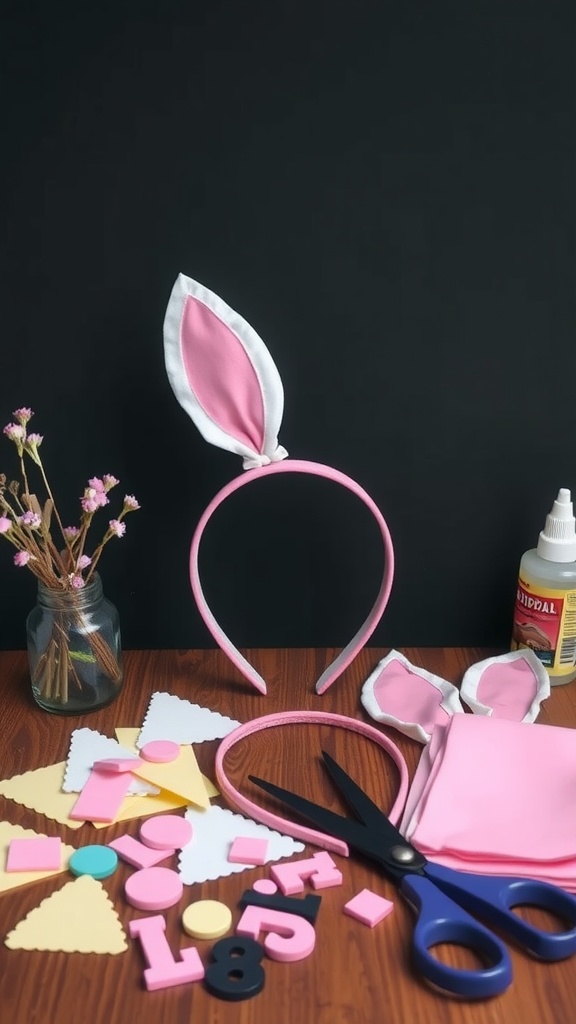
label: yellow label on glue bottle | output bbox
[510,489,576,686]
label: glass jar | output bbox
[26,573,123,714]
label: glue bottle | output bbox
[511,488,576,685]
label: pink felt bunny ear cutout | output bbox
[360,649,464,743]
[163,274,288,469]
[459,650,550,723]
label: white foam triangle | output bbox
[178,804,304,884]
[137,691,241,746]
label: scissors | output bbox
[249,750,576,999]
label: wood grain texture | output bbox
[0,647,575,1024]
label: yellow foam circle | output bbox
[181,899,232,940]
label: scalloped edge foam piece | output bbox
[0,762,84,829]
[63,728,159,796]
[360,649,464,743]
[178,805,304,884]
[5,874,128,954]
[137,692,241,747]
[459,649,550,723]
[0,822,76,892]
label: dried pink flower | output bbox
[12,408,33,425]
[0,516,12,533]
[109,519,126,538]
[14,550,33,566]
[3,423,26,441]
[70,574,85,588]
[19,511,42,529]
[123,494,140,510]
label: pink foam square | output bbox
[228,836,269,865]
[6,836,62,872]
[343,888,394,928]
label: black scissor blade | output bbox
[320,750,400,839]
[248,774,369,849]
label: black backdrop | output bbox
[1,0,575,653]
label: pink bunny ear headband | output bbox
[163,273,395,695]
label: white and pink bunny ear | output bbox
[163,273,288,470]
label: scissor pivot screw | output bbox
[390,845,417,864]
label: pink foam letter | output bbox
[270,852,343,895]
[236,906,316,962]
[129,915,204,991]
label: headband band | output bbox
[191,460,394,695]
[214,711,409,855]
[164,273,395,695]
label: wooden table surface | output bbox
[1,646,575,1024]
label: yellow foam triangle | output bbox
[5,875,128,954]
[0,762,84,829]
[114,728,218,799]
[0,822,76,893]
[131,744,210,809]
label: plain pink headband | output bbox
[164,273,395,695]
[191,460,394,695]
[215,711,409,855]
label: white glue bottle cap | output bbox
[536,488,576,562]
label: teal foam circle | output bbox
[69,844,118,879]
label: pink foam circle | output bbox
[140,740,180,763]
[124,867,183,911]
[140,814,193,851]
[252,878,278,895]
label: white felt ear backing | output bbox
[163,273,288,469]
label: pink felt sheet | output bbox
[402,714,576,891]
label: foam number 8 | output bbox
[204,936,266,1001]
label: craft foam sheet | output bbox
[63,728,159,796]
[178,805,304,884]
[403,714,576,890]
[0,762,84,829]
[360,649,464,743]
[5,874,127,954]
[137,691,241,746]
[0,823,75,893]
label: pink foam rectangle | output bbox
[108,834,174,869]
[228,836,269,865]
[6,836,62,872]
[69,768,133,822]
[343,888,394,927]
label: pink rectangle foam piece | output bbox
[228,836,269,865]
[69,768,134,822]
[92,757,144,773]
[6,836,62,872]
[108,834,174,869]
[344,888,394,927]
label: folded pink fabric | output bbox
[403,714,576,890]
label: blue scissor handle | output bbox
[401,873,513,998]
[424,861,576,960]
